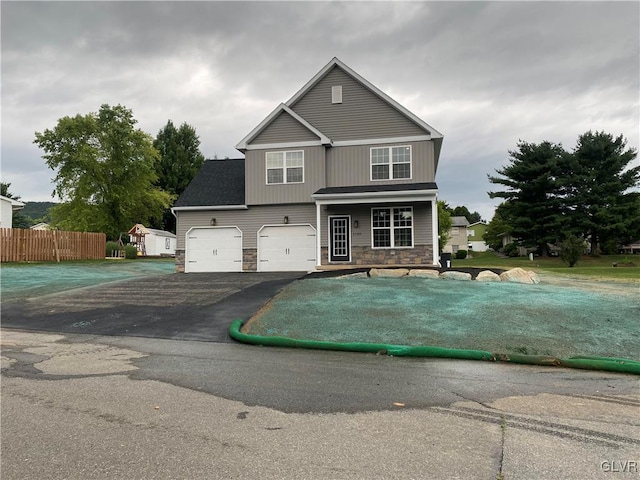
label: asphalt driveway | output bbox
[1,271,302,342]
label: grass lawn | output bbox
[454,252,639,281]
[0,258,175,301]
[244,276,639,361]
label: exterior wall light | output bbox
[210,218,216,226]
[283,216,289,224]
[353,220,359,228]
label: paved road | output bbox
[2,330,639,480]
[2,273,639,479]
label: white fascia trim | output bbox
[244,140,324,151]
[332,135,431,147]
[235,103,331,151]
[236,104,286,151]
[172,205,248,212]
[285,57,444,139]
[281,105,332,145]
[313,190,438,206]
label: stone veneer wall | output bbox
[243,248,257,271]
[176,246,434,272]
[321,245,433,266]
[175,249,185,273]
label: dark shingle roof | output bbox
[314,182,437,195]
[174,159,245,207]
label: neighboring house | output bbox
[467,220,489,252]
[128,224,177,257]
[173,57,444,273]
[620,240,640,254]
[30,222,51,231]
[442,216,469,254]
[0,195,25,229]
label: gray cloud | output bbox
[2,1,638,222]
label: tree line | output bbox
[33,104,205,239]
[485,131,639,255]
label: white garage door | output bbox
[185,227,243,273]
[258,225,316,272]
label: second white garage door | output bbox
[185,226,243,273]
[258,225,316,272]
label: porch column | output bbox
[431,198,439,265]
[316,202,322,267]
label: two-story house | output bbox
[467,220,489,252]
[442,216,469,255]
[173,58,444,273]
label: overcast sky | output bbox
[2,1,638,221]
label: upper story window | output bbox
[370,146,411,181]
[266,150,304,184]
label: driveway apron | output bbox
[1,272,302,343]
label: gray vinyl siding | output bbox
[176,204,317,250]
[177,201,433,253]
[290,66,427,141]
[327,141,435,187]
[320,202,433,247]
[251,111,320,145]
[245,146,326,205]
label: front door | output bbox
[329,216,351,262]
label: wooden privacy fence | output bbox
[1,228,106,262]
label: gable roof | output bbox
[128,223,176,238]
[287,58,443,139]
[235,57,443,160]
[0,194,25,210]
[173,159,245,208]
[451,216,470,227]
[236,104,331,151]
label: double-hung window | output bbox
[371,207,413,248]
[266,151,304,184]
[370,146,411,180]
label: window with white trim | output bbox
[371,207,413,248]
[266,150,304,184]
[370,146,411,180]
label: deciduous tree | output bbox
[437,200,452,252]
[34,104,173,239]
[483,204,512,251]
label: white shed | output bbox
[128,224,176,256]
[30,222,52,231]
[0,195,25,229]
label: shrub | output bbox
[560,234,584,267]
[106,241,121,257]
[503,242,519,257]
[455,249,467,259]
[124,245,138,259]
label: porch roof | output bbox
[312,182,438,205]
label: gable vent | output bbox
[331,85,342,104]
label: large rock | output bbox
[408,269,440,279]
[439,271,472,281]
[476,270,501,282]
[369,268,409,278]
[337,271,369,279]
[499,268,540,284]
